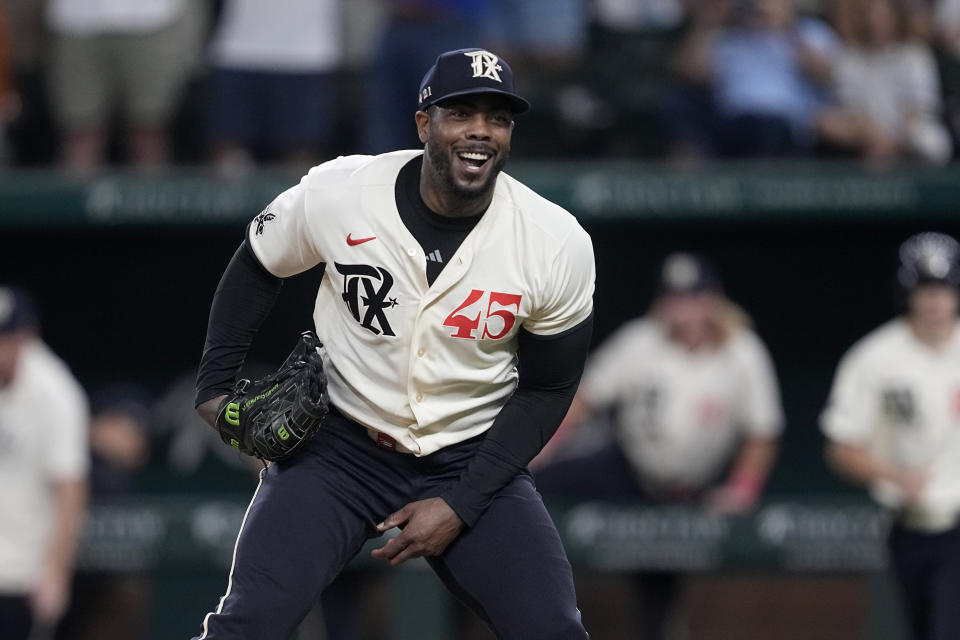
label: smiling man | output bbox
[191,49,595,639]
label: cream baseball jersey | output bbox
[0,340,88,592]
[582,318,783,488]
[821,319,960,532]
[248,150,595,456]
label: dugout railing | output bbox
[74,494,907,640]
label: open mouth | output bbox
[456,150,493,174]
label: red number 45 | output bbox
[443,289,523,340]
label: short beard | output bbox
[425,140,509,202]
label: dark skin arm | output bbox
[197,396,225,428]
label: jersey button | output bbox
[415,393,423,403]
[417,348,425,358]
[407,248,417,257]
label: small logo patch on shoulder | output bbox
[254,208,276,236]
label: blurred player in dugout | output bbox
[535,252,784,640]
[822,232,960,640]
[0,286,89,640]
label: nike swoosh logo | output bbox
[346,233,376,246]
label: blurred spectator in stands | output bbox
[666,0,839,160]
[5,0,56,166]
[56,384,152,640]
[483,0,587,67]
[817,0,951,164]
[929,0,960,149]
[594,0,686,32]
[535,253,783,640]
[935,0,960,50]
[205,0,343,175]
[480,0,592,157]
[559,0,686,158]
[43,0,206,172]
[0,286,89,640]
[362,0,493,154]
[821,232,960,640]
[660,0,730,160]
[0,4,17,164]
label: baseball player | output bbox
[192,48,595,639]
[535,253,783,640]
[0,286,89,640]
[821,232,960,640]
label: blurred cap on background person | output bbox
[896,232,960,292]
[657,252,724,295]
[0,285,38,333]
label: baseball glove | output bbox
[215,331,329,461]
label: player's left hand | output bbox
[372,497,464,566]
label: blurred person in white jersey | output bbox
[536,252,783,640]
[822,232,960,640]
[0,286,89,640]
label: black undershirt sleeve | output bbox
[440,313,594,527]
[195,238,283,407]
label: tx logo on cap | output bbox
[464,50,503,83]
[417,48,530,114]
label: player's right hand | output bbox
[372,498,464,566]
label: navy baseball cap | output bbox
[0,286,38,333]
[418,48,530,114]
[896,232,960,291]
[657,253,723,294]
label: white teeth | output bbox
[458,152,490,161]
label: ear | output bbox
[415,110,430,144]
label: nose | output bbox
[464,113,492,140]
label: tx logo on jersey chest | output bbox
[336,263,398,336]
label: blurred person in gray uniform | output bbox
[535,253,783,640]
[822,232,960,640]
[0,286,89,640]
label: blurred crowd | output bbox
[1,0,959,173]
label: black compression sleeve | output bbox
[439,313,593,527]
[194,239,283,407]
